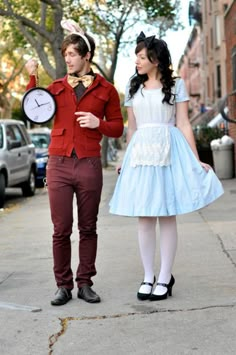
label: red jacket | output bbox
[26,74,123,158]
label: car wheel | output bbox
[21,167,36,197]
[36,180,45,188]
[0,172,6,209]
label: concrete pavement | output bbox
[0,152,236,355]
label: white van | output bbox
[0,119,37,208]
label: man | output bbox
[25,20,123,306]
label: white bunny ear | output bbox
[61,19,84,35]
[61,19,91,52]
[69,20,85,35]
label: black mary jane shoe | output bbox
[137,276,156,301]
[78,285,101,303]
[150,275,175,301]
[51,287,72,306]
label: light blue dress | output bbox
[109,79,224,217]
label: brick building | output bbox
[224,0,236,173]
[201,0,230,106]
[177,0,235,175]
[178,0,231,127]
[178,26,202,118]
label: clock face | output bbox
[22,87,56,124]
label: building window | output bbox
[232,46,236,91]
[210,28,213,49]
[216,65,221,98]
[223,4,228,12]
[212,73,215,100]
[207,77,210,99]
[206,35,209,56]
[215,15,221,48]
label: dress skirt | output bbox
[109,126,224,217]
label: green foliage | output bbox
[193,126,224,150]
[67,0,181,82]
[142,0,175,19]
[69,0,179,35]
[1,21,26,48]
[12,107,25,121]
[0,0,181,143]
[0,0,181,84]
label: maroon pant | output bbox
[46,155,103,289]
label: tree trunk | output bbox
[101,136,108,168]
[0,94,11,118]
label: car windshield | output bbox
[30,133,50,148]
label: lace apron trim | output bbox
[130,123,173,167]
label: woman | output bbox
[109,32,223,301]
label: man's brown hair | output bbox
[61,33,95,62]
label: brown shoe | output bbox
[77,285,101,303]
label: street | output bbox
[2,187,45,212]
[0,164,236,355]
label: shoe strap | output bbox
[141,276,156,287]
[156,282,168,288]
[141,281,153,287]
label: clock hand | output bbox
[31,102,51,110]
[38,102,50,106]
[35,99,40,107]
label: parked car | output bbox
[0,119,37,208]
[28,127,51,186]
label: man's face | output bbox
[64,44,88,75]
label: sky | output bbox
[114,0,193,93]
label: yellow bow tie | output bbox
[67,74,94,88]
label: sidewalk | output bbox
[0,152,236,355]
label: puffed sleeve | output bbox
[175,78,189,103]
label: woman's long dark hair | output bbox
[129,40,176,105]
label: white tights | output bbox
[138,216,177,295]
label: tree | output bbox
[0,36,26,118]
[0,0,181,164]
[0,0,181,83]
[0,0,67,79]
[69,0,181,83]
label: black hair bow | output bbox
[136,31,156,49]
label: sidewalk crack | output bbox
[48,317,70,355]
[0,272,14,285]
[48,304,235,354]
[216,234,236,268]
[199,211,236,269]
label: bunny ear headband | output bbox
[136,31,156,49]
[61,19,91,52]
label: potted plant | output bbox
[193,126,223,167]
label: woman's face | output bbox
[135,48,158,76]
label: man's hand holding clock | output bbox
[22,59,56,124]
[25,58,39,76]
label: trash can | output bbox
[210,135,234,179]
